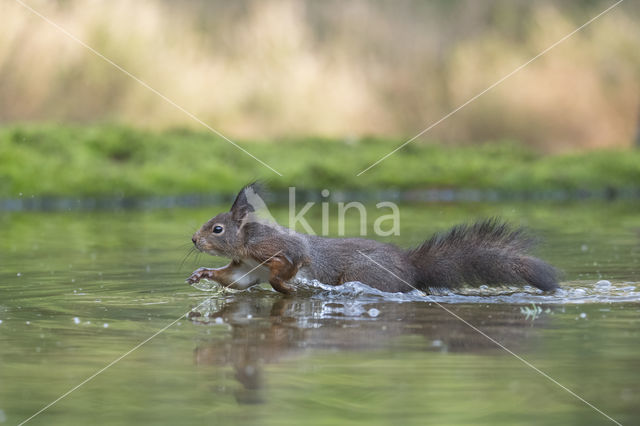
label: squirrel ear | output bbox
[231,205,249,224]
[230,182,259,223]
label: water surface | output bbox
[0,202,639,425]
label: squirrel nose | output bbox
[192,235,197,244]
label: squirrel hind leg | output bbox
[265,256,300,295]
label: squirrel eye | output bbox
[212,225,224,234]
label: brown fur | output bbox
[188,184,559,294]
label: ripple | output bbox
[293,278,640,305]
[190,277,640,305]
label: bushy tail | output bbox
[407,219,558,291]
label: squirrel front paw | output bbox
[186,267,215,284]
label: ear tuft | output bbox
[230,182,262,222]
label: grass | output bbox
[0,124,639,198]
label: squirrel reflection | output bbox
[190,293,548,404]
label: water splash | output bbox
[192,278,640,305]
[310,279,640,304]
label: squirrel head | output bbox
[191,183,261,258]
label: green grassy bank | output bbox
[1,124,639,198]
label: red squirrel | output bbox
[187,183,559,294]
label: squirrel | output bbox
[187,183,559,294]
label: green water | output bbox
[1,202,639,425]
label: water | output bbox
[0,202,639,425]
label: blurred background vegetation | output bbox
[1,0,639,198]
